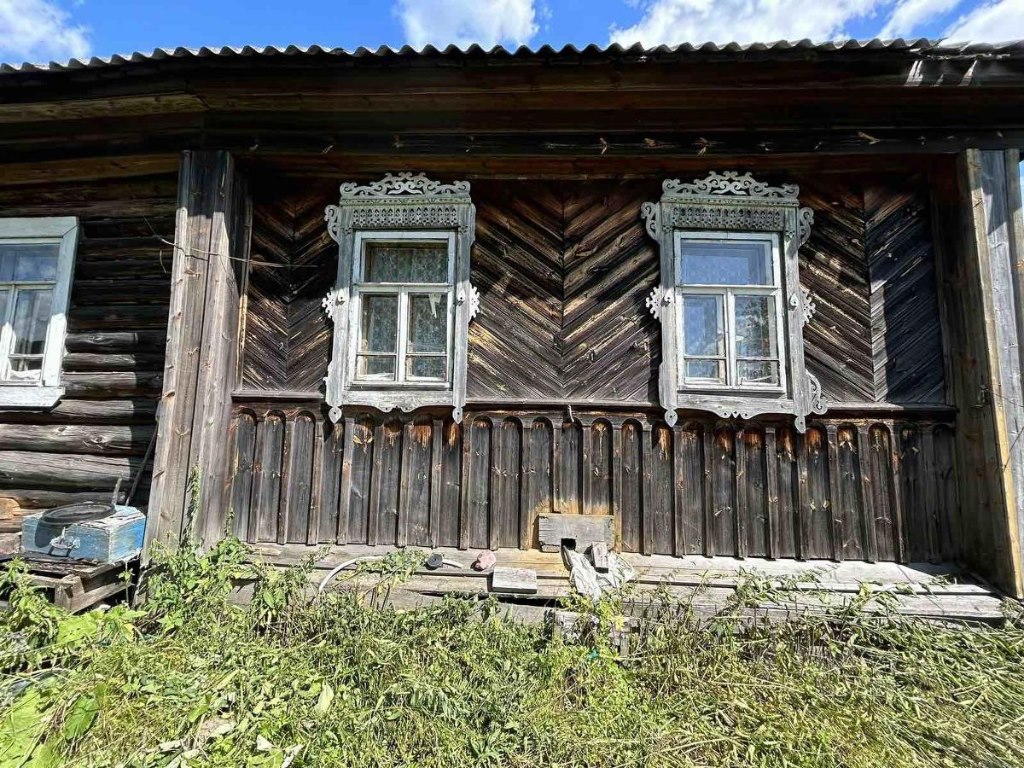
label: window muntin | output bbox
[349,233,455,388]
[676,232,786,393]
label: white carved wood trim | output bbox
[323,174,476,424]
[645,286,671,320]
[801,286,817,325]
[642,171,823,432]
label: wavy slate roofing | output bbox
[3,38,1024,75]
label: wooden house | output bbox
[1,39,1024,598]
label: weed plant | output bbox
[2,538,1024,767]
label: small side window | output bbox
[0,217,78,408]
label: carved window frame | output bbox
[324,173,477,424]
[642,172,825,432]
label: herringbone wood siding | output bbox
[865,179,945,403]
[468,180,660,402]
[241,176,944,406]
[801,175,945,404]
[242,180,337,391]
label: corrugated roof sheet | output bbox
[3,38,1024,75]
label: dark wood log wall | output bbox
[0,167,177,511]
[227,403,959,562]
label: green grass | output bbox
[2,538,1024,767]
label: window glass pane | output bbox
[364,242,448,283]
[734,295,777,359]
[407,293,448,354]
[0,243,60,282]
[356,355,396,380]
[0,288,8,325]
[407,356,447,380]
[359,294,398,353]
[10,357,43,374]
[680,240,772,286]
[685,359,725,381]
[682,295,724,356]
[12,289,52,357]
[738,360,780,386]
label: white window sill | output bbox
[0,385,64,409]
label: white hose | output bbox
[317,555,468,594]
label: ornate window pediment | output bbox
[642,171,825,431]
[323,173,477,424]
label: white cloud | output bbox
[396,0,538,49]
[880,0,963,37]
[0,0,89,63]
[945,0,1024,41]
[609,0,891,46]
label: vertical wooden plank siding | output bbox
[931,150,1024,596]
[676,426,703,555]
[867,425,896,561]
[487,422,501,550]
[734,429,748,559]
[764,427,780,559]
[518,423,533,549]
[856,426,879,563]
[640,425,655,555]
[744,430,768,557]
[228,405,959,564]
[499,420,522,547]
[146,151,251,555]
[440,421,462,547]
[620,421,642,552]
[228,412,256,540]
[430,419,445,548]
[336,417,355,543]
[318,421,342,544]
[825,424,843,561]
[775,429,799,558]
[795,431,812,559]
[713,429,737,557]
[611,424,624,548]
[672,425,688,556]
[650,425,674,555]
[702,428,715,557]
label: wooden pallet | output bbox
[10,555,136,613]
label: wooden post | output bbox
[145,151,251,557]
[932,149,1024,597]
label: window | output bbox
[350,234,455,387]
[0,217,78,408]
[323,174,477,424]
[643,172,824,431]
[677,232,786,393]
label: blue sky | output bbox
[0,0,1021,65]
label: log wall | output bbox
[0,167,177,521]
[227,402,959,563]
